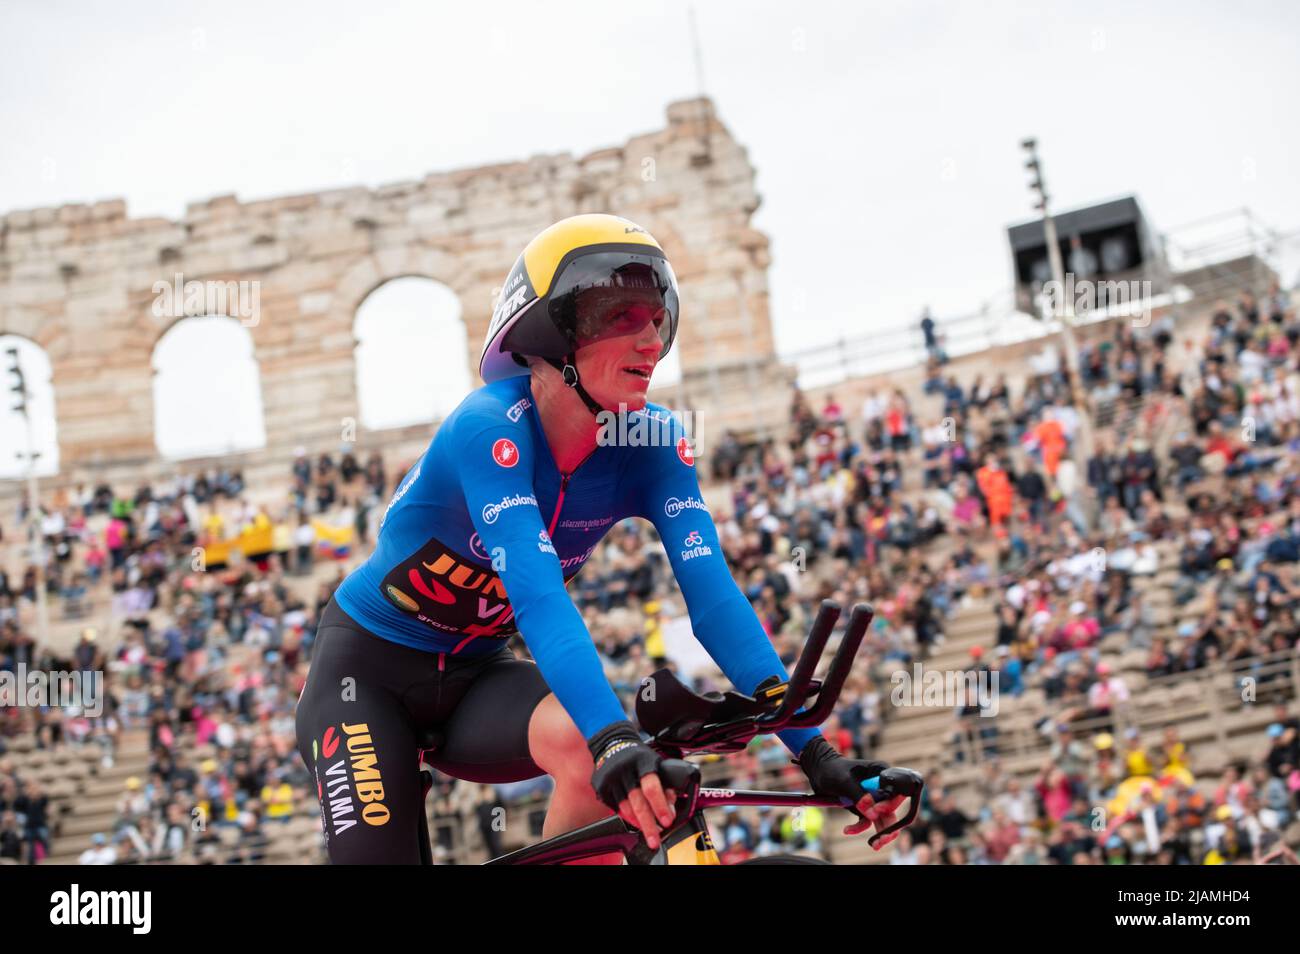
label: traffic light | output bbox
[6,346,27,416]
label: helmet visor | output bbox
[548,252,679,357]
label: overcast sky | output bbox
[2,0,1298,465]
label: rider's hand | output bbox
[587,721,678,851]
[795,736,907,849]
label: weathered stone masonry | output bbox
[0,98,792,494]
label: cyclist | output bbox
[295,213,909,863]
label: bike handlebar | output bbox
[761,598,840,727]
[642,599,925,848]
[647,599,876,753]
[780,601,872,728]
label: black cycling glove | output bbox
[587,720,665,810]
[794,736,889,817]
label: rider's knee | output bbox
[531,701,593,781]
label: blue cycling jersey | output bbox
[335,374,818,754]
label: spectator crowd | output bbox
[2,283,1299,864]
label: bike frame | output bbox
[483,788,846,865]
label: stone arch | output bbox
[327,243,484,387]
[0,304,65,355]
[353,276,470,430]
[324,246,471,341]
[151,315,267,460]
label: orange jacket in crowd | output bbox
[976,463,1014,525]
[1034,418,1067,477]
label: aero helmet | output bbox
[479,213,679,410]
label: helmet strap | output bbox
[545,354,606,417]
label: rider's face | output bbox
[572,292,666,412]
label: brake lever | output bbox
[656,758,702,829]
[849,767,925,849]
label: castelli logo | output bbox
[676,437,694,467]
[506,397,532,422]
[492,438,519,467]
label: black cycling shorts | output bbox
[295,597,552,864]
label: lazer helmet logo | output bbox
[492,438,520,467]
[490,283,529,333]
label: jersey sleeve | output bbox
[454,415,628,741]
[633,419,820,757]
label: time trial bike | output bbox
[416,599,924,865]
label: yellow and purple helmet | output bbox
[479,213,679,383]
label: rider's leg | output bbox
[526,693,623,865]
[295,605,426,864]
[432,658,623,864]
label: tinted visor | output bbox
[547,251,679,356]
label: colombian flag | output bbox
[312,520,354,559]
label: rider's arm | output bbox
[635,421,820,757]
[456,417,628,741]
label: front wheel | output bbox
[734,854,830,865]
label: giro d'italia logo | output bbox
[676,437,694,467]
[492,438,519,467]
[680,529,712,561]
